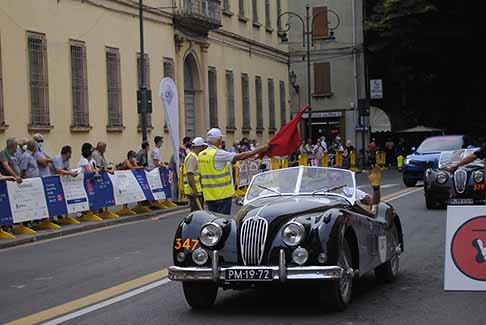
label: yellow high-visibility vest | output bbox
[198,147,234,201]
[183,151,202,195]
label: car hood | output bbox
[236,196,347,226]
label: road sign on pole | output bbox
[370,79,383,99]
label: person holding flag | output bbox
[198,128,269,215]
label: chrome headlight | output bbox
[473,170,484,184]
[436,171,449,184]
[404,158,411,165]
[200,223,223,247]
[282,222,306,246]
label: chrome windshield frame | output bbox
[244,166,357,206]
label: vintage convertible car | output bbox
[169,167,404,311]
[424,149,485,209]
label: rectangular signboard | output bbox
[445,206,486,291]
[370,79,383,99]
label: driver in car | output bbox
[335,166,382,211]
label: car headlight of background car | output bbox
[404,158,411,165]
[436,171,449,184]
[200,223,223,247]
[282,222,306,246]
[473,170,484,184]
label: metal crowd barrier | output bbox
[0,168,177,240]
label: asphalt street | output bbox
[1,169,485,324]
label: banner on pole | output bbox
[159,77,180,171]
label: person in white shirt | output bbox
[149,136,164,170]
[78,143,97,173]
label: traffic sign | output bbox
[445,206,486,290]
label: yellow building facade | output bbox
[0,0,289,164]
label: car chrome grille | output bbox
[240,217,268,266]
[454,169,467,194]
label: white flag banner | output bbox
[159,77,180,170]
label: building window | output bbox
[255,76,263,132]
[106,47,123,128]
[163,58,175,79]
[265,0,271,30]
[0,38,4,127]
[252,0,259,23]
[277,0,282,31]
[279,80,286,127]
[314,62,332,96]
[312,7,329,38]
[27,32,50,127]
[208,66,218,128]
[70,41,89,129]
[268,79,276,131]
[241,73,250,131]
[223,0,230,12]
[239,0,245,17]
[137,53,152,128]
[225,70,236,130]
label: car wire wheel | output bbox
[338,238,353,303]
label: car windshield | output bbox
[417,136,463,153]
[245,167,356,204]
[439,149,482,168]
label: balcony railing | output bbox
[174,0,222,33]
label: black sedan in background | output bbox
[424,149,485,209]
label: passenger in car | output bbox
[448,143,486,172]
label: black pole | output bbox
[305,5,312,141]
[139,0,148,143]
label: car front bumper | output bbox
[169,249,346,283]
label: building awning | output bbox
[369,106,391,132]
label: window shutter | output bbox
[268,79,275,131]
[255,76,263,131]
[0,38,4,126]
[106,47,123,128]
[314,62,331,95]
[312,7,329,37]
[242,73,250,130]
[279,81,286,127]
[208,67,219,128]
[70,41,89,128]
[28,32,50,127]
[226,70,235,129]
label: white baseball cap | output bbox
[207,128,224,139]
[191,137,207,147]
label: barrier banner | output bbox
[42,176,68,217]
[147,168,166,200]
[61,173,89,213]
[84,173,116,210]
[7,178,48,223]
[0,181,12,226]
[132,169,155,201]
[159,168,172,199]
[248,161,259,181]
[238,161,249,187]
[109,171,146,205]
[445,206,486,291]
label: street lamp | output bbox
[277,5,340,140]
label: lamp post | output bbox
[138,0,148,144]
[277,5,340,141]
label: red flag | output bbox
[264,106,309,157]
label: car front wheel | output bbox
[320,237,353,311]
[182,282,218,309]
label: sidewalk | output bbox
[0,205,188,250]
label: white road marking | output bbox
[10,285,26,289]
[34,277,54,281]
[358,183,399,189]
[40,278,171,325]
[385,187,423,202]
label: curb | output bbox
[0,206,188,250]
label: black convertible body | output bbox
[169,167,404,310]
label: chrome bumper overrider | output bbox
[169,249,344,283]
